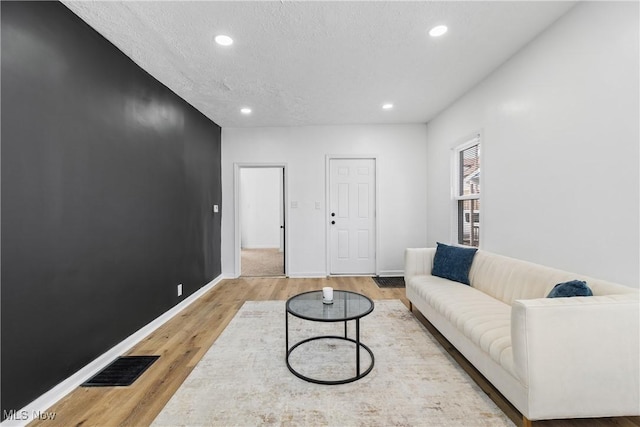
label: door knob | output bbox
[331,221,335,225]
[331,213,336,217]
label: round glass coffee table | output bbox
[285,290,374,385]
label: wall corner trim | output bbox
[0,275,224,427]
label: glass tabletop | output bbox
[286,290,374,322]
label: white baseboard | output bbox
[286,271,404,278]
[1,275,224,427]
[287,272,328,278]
[378,270,404,277]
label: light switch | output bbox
[213,205,219,213]
[291,201,298,209]
[315,201,321,210]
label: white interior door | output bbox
[329,158,376,275]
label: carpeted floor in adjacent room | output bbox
[241,248,284,277]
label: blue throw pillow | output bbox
[431,242,478,285]
[547,280,593,298]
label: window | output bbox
[453,135,480,247]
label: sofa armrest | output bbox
[511,294,640,419]
[404,248,436,283]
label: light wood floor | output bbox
[30,277,640,427]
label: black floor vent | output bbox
[373,276,405,288]
[81,355,159,387]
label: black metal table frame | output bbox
[285,290,375,385]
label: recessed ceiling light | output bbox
[215,35,233,46]
[429,25,448,37]
[240,107,252,114]
[382,103,394,110]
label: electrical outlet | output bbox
[177,284,183,297]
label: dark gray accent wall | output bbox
[1,1,222,415]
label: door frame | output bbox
[234,162,288,278]
[325,155,380,276]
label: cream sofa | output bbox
[405,247,640,425]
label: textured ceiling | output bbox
[62,1,576,128]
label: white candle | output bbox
[322,287,333,302]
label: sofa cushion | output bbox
[468,251,584,305]
[408,275,516,378]
[467,251,634,305]
[547,280,593,298]
[432,242,477,285]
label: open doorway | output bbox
[238,167,285,277]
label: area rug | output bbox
[152,300,514,426]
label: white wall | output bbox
[425,2,639,287]
[240,168,282,249]
[222,124,428,277]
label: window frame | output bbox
[451,133,481,248]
